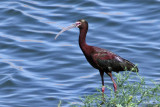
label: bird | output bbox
[74,19,138,95]
[55,19,139,99]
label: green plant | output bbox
[71,72,160,107]
[58,100,62,107]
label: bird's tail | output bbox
[130,65,139,72]
[125,60,139,72]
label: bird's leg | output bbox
[100,71,105,102]
[107,72,117,92]
[100,71,105,93]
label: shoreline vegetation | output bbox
[60,72,160,107]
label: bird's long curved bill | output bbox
[55,23,77,40]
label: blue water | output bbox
[0,0,160,106]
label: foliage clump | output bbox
[71,72,160,107]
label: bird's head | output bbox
[55,19,88,40]
[75,19,88,29]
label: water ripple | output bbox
[0,0,160,106]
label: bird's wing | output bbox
[92,51,137,72]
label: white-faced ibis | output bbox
[55,19,138,96]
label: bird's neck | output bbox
[79,27,88,51]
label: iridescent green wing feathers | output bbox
[92,52,138,72]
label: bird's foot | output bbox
[101,86,106,105]
[114,89,118,97]
[100,96,106,105]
